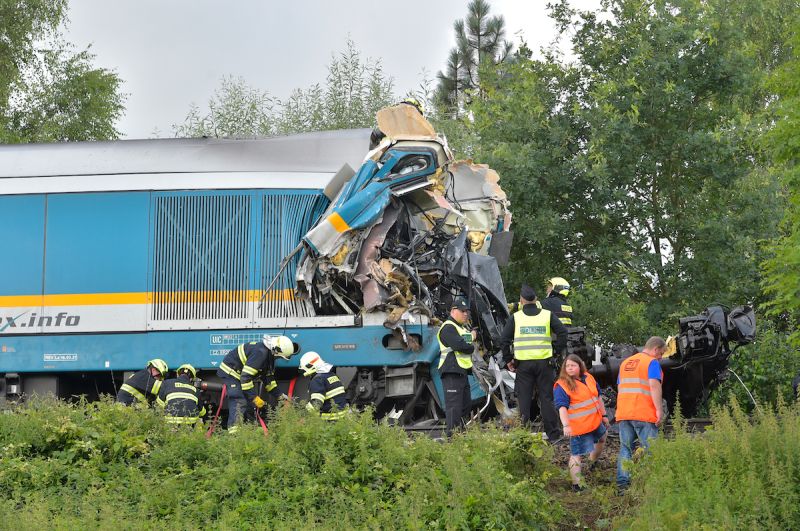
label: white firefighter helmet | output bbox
[146,358,168,378]
[263,334,298,359]
[298,351,324,377]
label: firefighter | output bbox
[116,358,168,406]
[500,284,568,442]
[540,276,574,326]
[298,351,349,420]
[437,296,477,436]
[615,336,667,493]
[157,364,206,426]
[216,335,297,431]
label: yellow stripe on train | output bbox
[0,289,295,307]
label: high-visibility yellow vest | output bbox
[513,309,553,360]
[437,319,474,370]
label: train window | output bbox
[382,333,422,350]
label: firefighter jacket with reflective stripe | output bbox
[215,342,280,402]
[157,374,206,424]
[615,352,663,423]
[554,372,602,436]
[307,371,348,420]
[116,369,162,405]
[437,319,474,374]
[513,309,553,360]
[541,294,574,326]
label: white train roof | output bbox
[0,130,371,194]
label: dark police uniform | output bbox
[157,373,206,425]
[116,369,162,405]
[500,302,568,441]
[216,341,281,429]
[307,371,348,420]
[437,318,475,436]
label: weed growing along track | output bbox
[0,398,564,530]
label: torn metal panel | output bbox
[376,104,437,138]
[354,204,402,311]
[294,103,513,353]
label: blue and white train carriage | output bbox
[0,131,476,420]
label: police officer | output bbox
[157,364,206,426]
[298,351,349,420]
[437,296,476,436]
[216,335,298,431]
[116,359,168,406]
[499,284,568,442]
[540,277,574,326]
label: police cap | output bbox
[451,296,470,311]
[520,284,537,301]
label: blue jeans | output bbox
[570,422,607,456]
[616,420,658,487]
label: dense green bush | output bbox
[619,401,800,529]
[711,321,800,412]
[0,398,562,530]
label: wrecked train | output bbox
[0,104,756,425]
[590,304,757,418]
[0,105,513,425]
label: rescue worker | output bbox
[116,358,168,406]
[298,351,349,420]
[615,336,667,493]
[216,335,297,431]
[157,364,206,426]
[369,97,425,149]
[437,296,477,436]
[540,277,574,326]
[500,284,568,442]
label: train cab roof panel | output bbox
[0,130,371,194]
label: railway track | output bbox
[402,417,714,440]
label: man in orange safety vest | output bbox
[615,336,667,492]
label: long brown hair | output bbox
[557,354,588,393]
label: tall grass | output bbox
[619,400,800,529]
[0,398,562,530]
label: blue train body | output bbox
[0,132,486,416]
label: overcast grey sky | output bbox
[64,0,599,139]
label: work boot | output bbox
[571,484,586,492]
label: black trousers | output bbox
[222,376,255,429]
[441,372,471,436]
[515,358,561,441]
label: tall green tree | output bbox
[175,39,394,137]
[0,0,125,142]
[435,0,512,118]
[471,0,795,340]
[762,15,800,346]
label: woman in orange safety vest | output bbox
[554,354,610,491]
